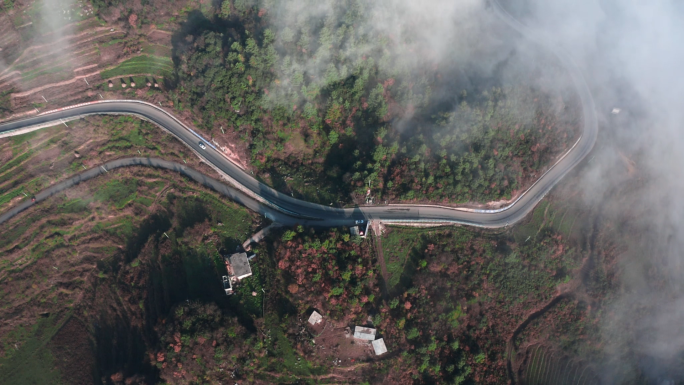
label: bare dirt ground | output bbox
[308,318,376,365]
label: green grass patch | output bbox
[29,235,67,260]
[91,217,135,240]
[134,196,154,207]
[0,149,33,176]
[232,261,264,316]
[382,227,428,288]
[104,218,135,239]
[21,63,71,82]
[0,176,49,208]
[0,312,71,385]
[0,89,14,116]
[100,38,123,47]
[141,43,172,57]
[0,189,25,208]
[100,55,173,79]
[262,314,322,377]
[513,200,549,244]
[0,213,40,249]
[198,192,252,240]
[94,179,138,209]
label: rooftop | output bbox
[227,252,252,280]
[372,338,387,356]
[353,326,376,341]
[308,311,323,325]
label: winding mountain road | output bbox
[0,1,597,229]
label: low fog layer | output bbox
[5,0,683,380]
[0,0,75,90]
[273,0,684,380]
[504,0,684,382]
[265,0,577,132]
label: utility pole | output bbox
[41,95,48,103]
[84,78,90,86]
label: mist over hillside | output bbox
[502,0,684,382]
[3,0,684,382]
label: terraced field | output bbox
[520,345,600,385]
[100,54,173,79]
[513,198,585,245]
[0,161,257,383]
[0,115,206,216]
[0,2,174,117]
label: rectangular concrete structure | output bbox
[353,326,376,341]
[372,338,387,355]
[227,252,252,280]
[308,311,323,325]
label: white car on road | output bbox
[198,141,207,150]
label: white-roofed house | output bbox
[308,310,323,325]
[372,338,388,356]
[226,252,252,281]
[353,326,376,341]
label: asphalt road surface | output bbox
[0,2,597,229]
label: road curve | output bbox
[0,3,597,229]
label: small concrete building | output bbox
[308,311,323,325]
[226,252,252,281]
[221,252,253,296]
[372,338,387,356]
[353,326,376,341]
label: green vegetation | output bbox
[513,199,581,243]
[94,179,138,209]
[382,228,425,288]
[0,89,13,117]
[172,0,577,205]
[366,221,583,382]
[0,313,70,385]
[100,54,173,79]
[274,227,376,319]
[0,162,261,382]
[21,63,71,82]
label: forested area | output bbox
[170,0,579,204]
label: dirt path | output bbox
[370,221,389,297]
[261,362,369,382]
